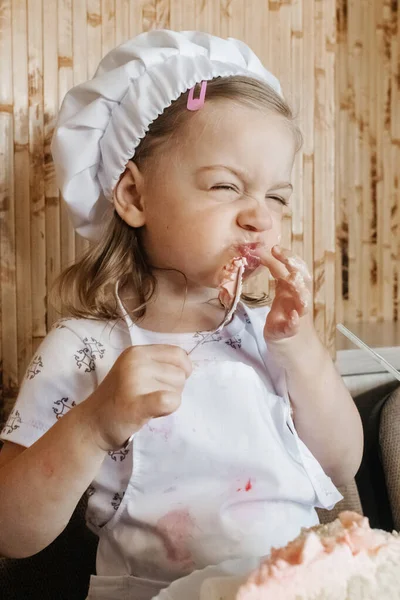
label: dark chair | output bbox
[379,385,400,531]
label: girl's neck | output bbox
[119,272,226,334]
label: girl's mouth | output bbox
[218,244,264,298]
[237,244,262,273]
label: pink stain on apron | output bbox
[156,508,196,566]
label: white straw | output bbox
[336,323,400,382]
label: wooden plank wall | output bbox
[336,0,400,325]
[0,0,354,422]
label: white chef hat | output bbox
[51,29,283,241]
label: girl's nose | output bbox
[236,202,273,232]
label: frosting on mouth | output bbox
[238,245,262,273]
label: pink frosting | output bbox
[236,512,400,599]
[219,257,247,309]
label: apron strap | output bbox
[241,304,289,400]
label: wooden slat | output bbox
[271,2,292,304]
[290,0,304,261]
[220,0,244,40]
[391,2,400,143]
[73,0,90,260]
[169,0,183,31]
[13,0,33,380]
[101,0,116,54]
[324,0,337,353]
[278,1,292,108]
[87,0,102,78]
[0,0,18,413]
[267,1,281,98]
[28,0,46,339]
[174,0,196,31]
[115,0,130,46]
[141,0,156,31]
[335,0,348,325]
[44,0,61,329]
[380,0,393,320]
[313,0,327,342]
[195,0,215,35]
[156,0,171,30]
[391,6,400,322]
[243,0,260,60]
[260,0,270,67]
[349,0,362,322]
[58,0,75,302]
[302,0,315,311]
[373,0,384,322]
[360,0,374,321]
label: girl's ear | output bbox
[113,161,146,227]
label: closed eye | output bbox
[267,195,289,207]
[211,184,239,192]
[212,186,288,206]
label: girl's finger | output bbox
[271,246,312,282]
[153,364,188,392]
[274,277,311,315]
[258,247,290,280]
[143,344,193,378]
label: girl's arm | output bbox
[0,401,106,558]
[267,316,363,487]
[261,246,363,487]
[0,344,191,559]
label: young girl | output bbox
[0,30,362,600]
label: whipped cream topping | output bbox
[236,512,400,600]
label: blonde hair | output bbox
[52,75,301,322]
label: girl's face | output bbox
[136,101,296,289]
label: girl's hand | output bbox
[260,246,312,343]
[83,345,192,451]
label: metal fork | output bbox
[187,263,245,355]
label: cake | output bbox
[199,512,400,600]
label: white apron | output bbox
[86,307,341,600]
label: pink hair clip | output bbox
[187,81,207,111]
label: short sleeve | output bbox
[0,321,100,448]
